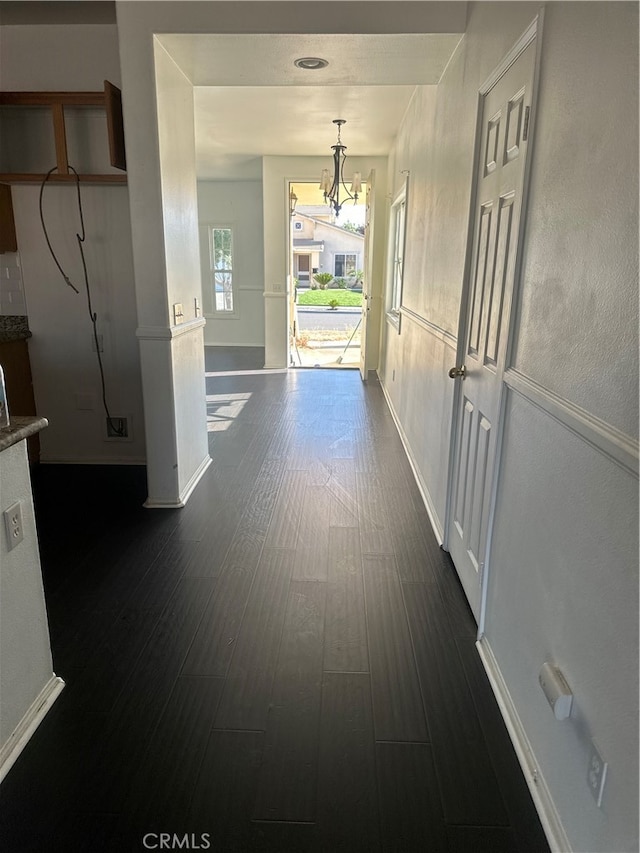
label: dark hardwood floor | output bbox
[205,345,266,373]
[0,370,550,852]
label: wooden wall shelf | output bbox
[0,81,126,183]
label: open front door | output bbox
[446,27,538,624]
[359,171,376,380]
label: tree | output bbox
[340,221,365,236]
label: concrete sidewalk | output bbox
[291,337,361,368]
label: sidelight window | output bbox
[386,186,407,327]
[209,226,235,313]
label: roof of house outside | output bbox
[292,240,325,250]
[294,211,364,240]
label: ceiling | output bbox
[157,33,465,180]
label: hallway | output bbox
[0,370,548,852]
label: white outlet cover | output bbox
[4,500,24,551]
[588,742,608,807]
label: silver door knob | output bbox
[448,365,466,379]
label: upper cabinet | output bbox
[0,81,126,184]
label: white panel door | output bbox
[447,34,537,622]
[359,171,375,381]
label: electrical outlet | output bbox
[4,500,24,551]
[105,415,132,441]
[587,742,608,807]
[173,303,184,324]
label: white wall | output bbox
[379,3,638,851]
[115,8,211,505]
[0,24,122,90]
[12,186,145,463]
[153,41,210,503]
[0,23,145,464]
[197,181,265,347]
[485,5,638,852]
[0,435,62,772]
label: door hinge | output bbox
[523,106,531,141]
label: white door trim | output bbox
[479,18,539,95]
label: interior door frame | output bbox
[360,169,376,380]
[442,12,545,637]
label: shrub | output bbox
[313,272,334,290]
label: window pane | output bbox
[214,272,233,312]
[346,254,357,276]
[210,226,235,313]
[388,195,406,314]
[335,254,345,277]
[213,228,232,270]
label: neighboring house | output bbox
[292,210,364,285]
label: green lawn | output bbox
[297,288,362,307]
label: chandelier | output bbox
[319,119,362,218]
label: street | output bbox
[295,305,361,332]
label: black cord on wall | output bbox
[38,165,125,437]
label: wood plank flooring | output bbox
[0,369,550,852]
[205,345,266,373]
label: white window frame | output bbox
[334,253,359,278]
[386,184,407,330]
[208,225,238,317]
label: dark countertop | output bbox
[0,330,32,343]
[0,315,31,343]
[0,415,48,452]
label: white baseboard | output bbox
[203,342,265,348]
[378,379,444,544]
[205,368,286,378]
[0,675,65,785]
[476,637,572,853]
[144,454,213,509]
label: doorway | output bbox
[289,181,366,370]
[294,254,311,286]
